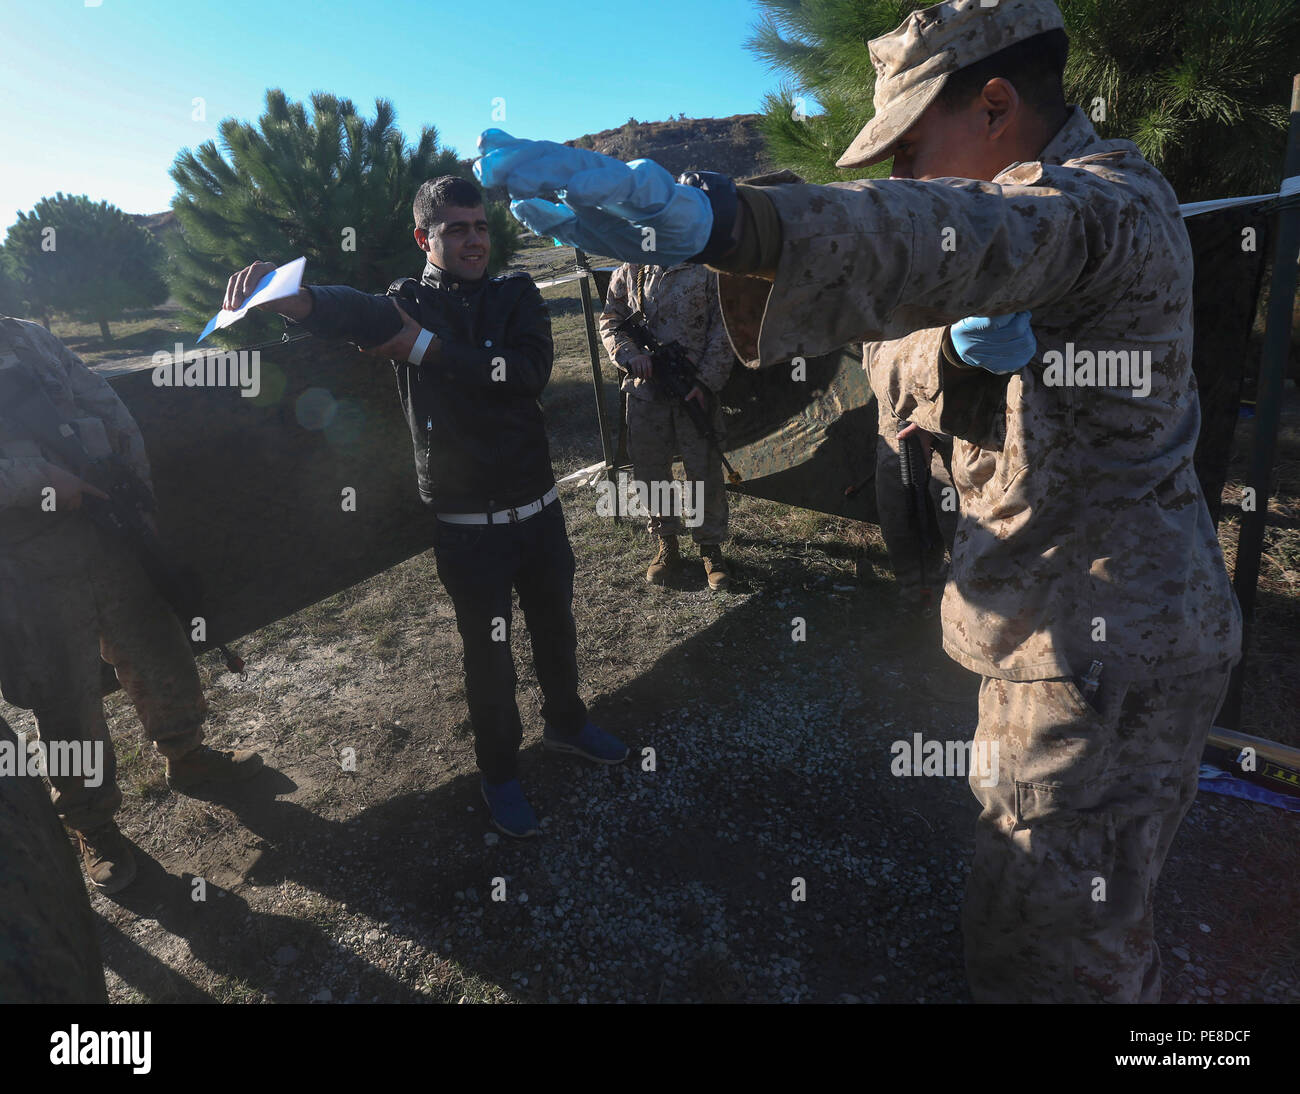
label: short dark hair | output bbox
[936,28,1069,121]
[413,175,484,230]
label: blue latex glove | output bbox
[949,312,1037,374]
[474,129,713,264]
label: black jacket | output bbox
[297,262,556,512]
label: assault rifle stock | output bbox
[898,421,942,608]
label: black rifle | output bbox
[0,337,244,675]
[614,310,741,484]
[897,420,942,607]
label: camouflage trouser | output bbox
[875,410,957,605]
[4,524,206,832]
[626,394,728,545]
[963,662,1233,1003]
[0,715,106,1002]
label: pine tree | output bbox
[169,90,519,344]
[0,249,25,319]
[2,194,168,341]
[1061,0,1297,201]
[748,0,915,184]
[748,0,1300,200]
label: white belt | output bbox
[436,486,558,525]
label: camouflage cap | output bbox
[836,0,1066,170]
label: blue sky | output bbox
[0,0,785,232]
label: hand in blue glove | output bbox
[474,129,713,265]
[949,312,1036,374]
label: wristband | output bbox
[409,328,435,365]
[677,171,741,265]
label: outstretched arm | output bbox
[224,262,434,363]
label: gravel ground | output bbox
[16,561,1287,1004]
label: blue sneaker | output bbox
[480,778,540,838]
[543,721,629,764]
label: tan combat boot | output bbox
[701,544,731,591]
[645,535,681,585]
[75,821,137,894]
[166,745,264,793]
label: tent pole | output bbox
[1221,73,1300,729]
[574,248,620,519]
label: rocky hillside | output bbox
[131,209,178,241]
[568,114,771,177]
[476,113,772,204]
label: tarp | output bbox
[105,338,438,650]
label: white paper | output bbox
[556,459,608,484]
[197,256,306,342]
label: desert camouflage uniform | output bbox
[864,344,957,606]
[716,106,1242,1002]
[599,262,735,544]
[0,319,206,832]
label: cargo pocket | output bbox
[1012,758,1186,930]
[1016,759,1185,825]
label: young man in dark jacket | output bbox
[225,176,626,838]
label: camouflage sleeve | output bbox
[597,264,640,369]
[33,328,154,489]
[723,167,1152,368]
[865,330,949,437]
[693,271,735,393]
[0,457,56,512]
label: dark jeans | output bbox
[433,499,587,783]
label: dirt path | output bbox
[3,486,1287,1004]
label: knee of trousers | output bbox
[460,640,518,693]
[627,403,675,466]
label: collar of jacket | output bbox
[420,260,487,295]
[1036,105,1104,167]
[992,106,1104,184]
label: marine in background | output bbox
[599,262,736,589]
[0,318,262,894]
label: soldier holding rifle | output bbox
[599,262,736,589]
